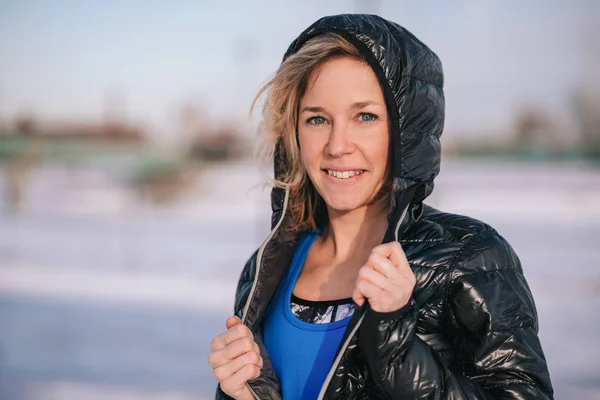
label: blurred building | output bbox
[10,117,145,144]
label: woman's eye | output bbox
[308,116,327,125]
[359,113,378,122]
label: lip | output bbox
[322,167,364,172]
[321,169,366,185]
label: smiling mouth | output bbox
[323,169,365,179]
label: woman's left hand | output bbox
[352,242,416,313]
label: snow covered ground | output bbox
[0,159,599,399]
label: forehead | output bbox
[301,56,385,106]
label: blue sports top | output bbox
[262,232,353,400]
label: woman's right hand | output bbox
[208,316,263,400]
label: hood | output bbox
[273,14,445,237]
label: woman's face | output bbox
[298,56,390,214]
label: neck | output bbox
[322,201,388,262]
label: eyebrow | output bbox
[300,101,382,114]
[300,106,325,113]
[350,101,380,109]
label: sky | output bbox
[0,0,598,144]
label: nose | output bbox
[325,121,353,157]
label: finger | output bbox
[358,265,394,292]
[226,316,242,329]
[369,251,415,287]
[352,286,365,306]
[210,321,254,352]
[378,244,416,285]
[398,267,417,287]
[213,350,263,382]
[366,252,398,279]
[221,364,261,395]
[223,336,259,362]
[209,336,257,368]
[373,242,410,272]
[355,279,384,302]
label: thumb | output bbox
[352,287,365,307]
[226,316,242,330]
[227,383,255,400]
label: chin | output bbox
[322,195,368,213]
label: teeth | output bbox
[326,170,363,179]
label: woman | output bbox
[208,14,554,399]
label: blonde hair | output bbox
[252,33,366,232]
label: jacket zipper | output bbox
[241,187,289,324]
[316,204,410,399]
[247,384,259,400]
[242,187,290,400]
[316,312,366,400]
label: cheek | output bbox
[379,138,391,171]
[300,150,313,176]
[298,132,324,170]
[364,133,390,173]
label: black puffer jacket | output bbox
[216,14,553,399]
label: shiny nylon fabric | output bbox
[216,14,553,399]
